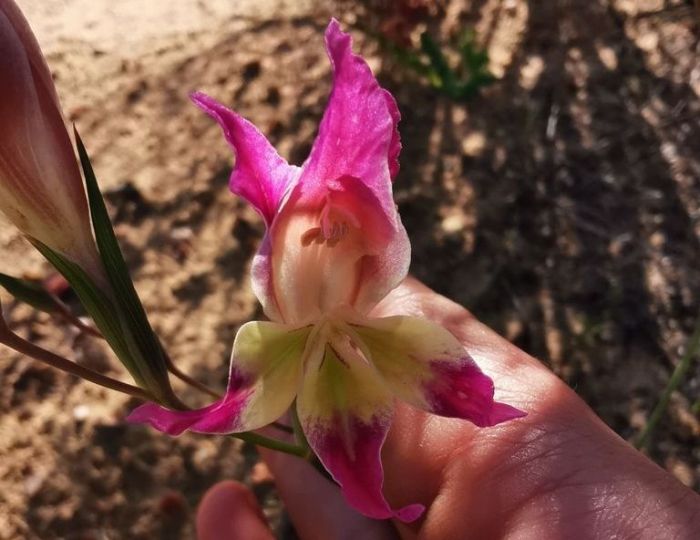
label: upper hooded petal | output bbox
[269,20,413,318]
[191,92,300,227]
[128,321,309,435]
[354,316,526,427]
[296,334,424,522]
[288,19,409,314]
[297,19,400,215]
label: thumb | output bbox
[196,480,273,540]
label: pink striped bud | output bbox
[0,1,100,275]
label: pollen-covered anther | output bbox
[301,226,323,246]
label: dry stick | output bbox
[0,320,152,401]
[636,313,700,450]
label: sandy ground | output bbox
[1,0,700,538]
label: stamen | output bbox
[300,194,359,247]
[301,227,322,246]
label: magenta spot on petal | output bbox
[425,359,525,427]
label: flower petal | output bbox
[297,340,424,522]
[270,174,408,323]
[191,92,300,320]
[250,234,283,322]
[295,19,409,312]
[354,316,525,427]
[299,19,400,212]
[128,322,309,435]
[191,92,300,226]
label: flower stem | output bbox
[54,301,102,338]
[636,312,700,449]
[0,316,153,401]
[231,431,310,458]
[162,351,221,399]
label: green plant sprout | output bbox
[377,28,495,101]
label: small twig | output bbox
[0,316,152,401]
[54,301,103,338]
[636,313,700,449]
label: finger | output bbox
[196,480,273,540]
[259,446,397,540]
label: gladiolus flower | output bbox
[130,19,524,521]
[0,1,101,275]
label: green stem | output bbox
[162,350,221,400]
[231,431,310,458]
[636,313,700,449]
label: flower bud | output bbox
[0,1,100,275]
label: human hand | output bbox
[197,277,700,539]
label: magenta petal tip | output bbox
[395,503,425,523]
[126,402,195,436]
[489,401,527,425]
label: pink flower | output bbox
[129,19,524,522]
[0,1,101,276]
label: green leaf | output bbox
[0,272,60,314]
[30,239,140,381]
[73,128,180,407]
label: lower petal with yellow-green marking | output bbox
[297,339,424,522]
[128,321,309,435]
[355,315,525,427]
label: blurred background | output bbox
[1,0,699,537]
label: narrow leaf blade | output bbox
[0,272,60,314]
[73,129,179,406]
